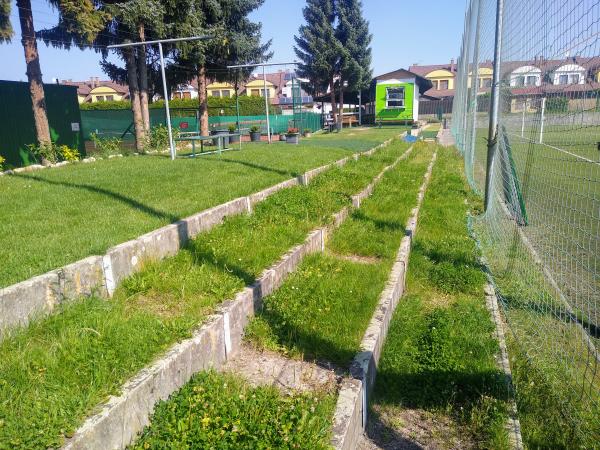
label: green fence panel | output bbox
[80,109,324,141]
[0,80,85,168]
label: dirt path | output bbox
[222,343,342,394]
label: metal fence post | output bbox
[469,0,482,170]
[484,0,505,211]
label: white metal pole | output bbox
[158,42,176,160]
[521,99,526,138]
[358,91,362,126]
[539,97,546,144]
[263,66,271,144]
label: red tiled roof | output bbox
[60,79,129,97]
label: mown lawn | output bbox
[0,141,408,450]
[0,127,405,288]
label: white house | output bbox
[510,65,542,87]
[550,63,586,85]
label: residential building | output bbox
[60,77,129,103]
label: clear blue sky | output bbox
[0,0,466,82]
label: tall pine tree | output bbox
[294,0,341,124]
[335,0,372,125]
[172,0,270,136]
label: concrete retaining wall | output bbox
[60,140,413,450]
[0,134,406,336]
[331,150,438,450]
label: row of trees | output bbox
[294,0,372,126]
[0,0,270,155]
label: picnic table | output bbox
[175,132,242,157]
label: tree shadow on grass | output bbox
[14,173,180,223]
[184,154,300,178]
[256,304,359,368]
[186,240,256,286]
[352,209,406,232]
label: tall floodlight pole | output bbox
[358,91,362,126]
[108,36,213,160]
[484,0,504,211]
[228,62,298,144]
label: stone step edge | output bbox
[60,143,416,450]
[330,149,438,450]
[0,132,408,336]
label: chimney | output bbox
[451,58,455,72]
[90,77,96,88]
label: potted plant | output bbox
[250,125,262,142]
[302,129,312,138]
[228,124,240,143]
[286,127,300,144]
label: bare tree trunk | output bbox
[330,74,338,127]
[198,65,209,136]
[17,0,51,164]
[137,23,150,132]
[338,78,345,128]
[124,47,146,152]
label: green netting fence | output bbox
[80,109,323,141]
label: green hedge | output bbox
[80,96,281,115]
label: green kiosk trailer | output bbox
[373,69,433,125]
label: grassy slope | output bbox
[0,127,404,288]
[246,143,435,366]
[370,147,510,449]
[126,142,435,449]
[130,371,336,450]
[0,140,408,449]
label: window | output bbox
[96,95,105,102]
[439,80,449,90]
[385,87,405,108]
[515,76,525,87]
[559,74,568,85]
[212,90,221,97]
[106,95,114,101]
[251,89,260,96]
[432,80,438,90]
[526,76,537,86]
[261,88,270,98]
[221,90,231,98]
[570,74,580,84]
[480,78,492,88]
[183,92,191,99]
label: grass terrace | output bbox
[0,139,408,449]
[125,142,435,448]
[246,142,436,366]
[0,126,406,288]
[367,147,510,449]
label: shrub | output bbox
[287,127,299,134]
[145,125,168,152]
[58,145,80,162]
[228,123,236,133]
[90,132,123,157]
[250,125,260,133]
[26,142,80,164]
[0,155,5,171]
[546,96,569,113]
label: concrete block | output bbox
[0,271,60,333]
[103,238,147,288]
[331,378,364,450]
[60,256,107,300]
[302,164,330,186]
[138,224,182,261]
[220,288,255,360]
[335,157,349,167]
[193,197,249,235]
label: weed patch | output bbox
[130,371,335,449]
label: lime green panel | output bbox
[375,82,414,121]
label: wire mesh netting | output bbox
[452,0,599,445]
